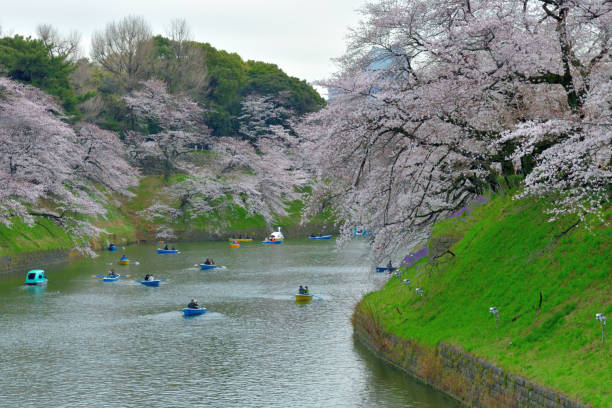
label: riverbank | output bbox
[354,194,611,407]
[354,310,590,408]
[0,175,335,273]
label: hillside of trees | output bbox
[0,17,326,252]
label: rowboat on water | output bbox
[308,235,332,240]
[25,269,47,286]
[108,245,117,251]
[200,264,217,270]
[262,239,282,244]
[229,240,240,248]
[118,256,129,266]
[182,307,208,316]
[295,293,314,302]
[138,279,161,287]
[375,266,397,273]
[103,276,120,282]
[157,249,180,254]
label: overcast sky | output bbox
[1,0,365,90]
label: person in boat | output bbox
[120,254,127,261]
[187,299,200,309]
[108,269,118,278]
[304,286,310,295]
[387,260,393,269]
[210,258,215,265]
[171,246,175,250]
[310,233,315,238]
[108,243,115,249]
[144,274,154,281]
[204,258,211,265]
[239,234,243,239]
[298,285,305,294]
[246,235,251,239]
[164,244,169,250]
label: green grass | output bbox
[361,194,611,407]
[0,218,75,256]
[0,174,337,256]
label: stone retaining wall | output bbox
[353,310,590,408]
[0,249,72,274]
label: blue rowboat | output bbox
[108,245,117,251]
[25,269,47,285]
[262,240,282,244]
[200,264,217,270]
[103,276,119,282]
[308,235,332,240]
[376,267,397,273]
[138,280,161,287]
[157,249,179,254]
[182,307,208,316]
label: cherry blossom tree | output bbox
[299,0,611,257]
[139,94,311,238]
[122,79,212,176]
[0,77,137,254]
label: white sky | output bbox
[0,0,365,92]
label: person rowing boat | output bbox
[187,299,201,309]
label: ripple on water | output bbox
[0,241,461,408]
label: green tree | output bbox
[0,35,90,114]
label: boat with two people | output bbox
[295,285,314,302]
[157,244,179,254]
[182,299,208,316]
[200,258,217,270]
[138,273,163,287]
[229,240,240,248]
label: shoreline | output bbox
[0,223,336,274]
[352,306,591,408]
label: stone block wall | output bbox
[0,249,71,274]
[353,310,591,408]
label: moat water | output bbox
[0,239,461,407]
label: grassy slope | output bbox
[0,175,331,256]
[0,218,74,257]
[362,194,611,407]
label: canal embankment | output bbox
[353,194,611,408]
[353,309,590,408]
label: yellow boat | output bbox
[118,259,129,266]
[229,240,240,248]
[227,238,253,242]
[295,293,313,302]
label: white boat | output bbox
[269,227,284,241]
